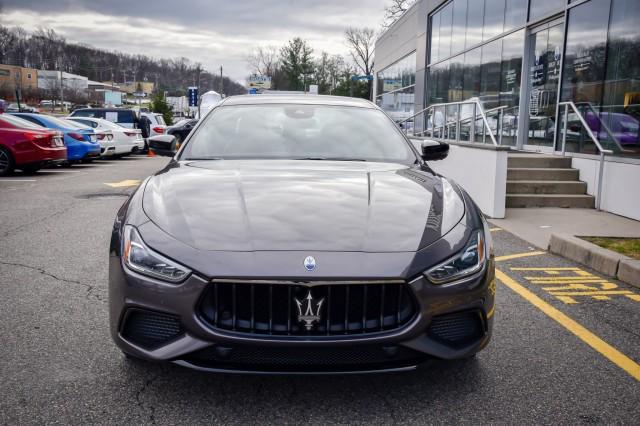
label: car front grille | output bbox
[197,280,417,337]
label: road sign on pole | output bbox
[188,86,199,107]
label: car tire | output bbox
[62,161,73,168]
[0,146,15,176]
[81,159,94,164]
[20,164,41,175]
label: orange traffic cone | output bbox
[147,149,155,157]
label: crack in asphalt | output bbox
[0,260,105,303]
[1,205,75,239]
[135,369,164,425]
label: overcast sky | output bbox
[1,0,389,82]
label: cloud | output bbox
[1,0,388,81]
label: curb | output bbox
[549,233,640,289]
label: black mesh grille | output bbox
[120,309,183,350]
[198,281,417,337]
[427,310,485,349]
[184,345,426,372]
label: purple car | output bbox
[585,111,639,146]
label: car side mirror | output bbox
[148,135,177,157]
[421,140,449,161]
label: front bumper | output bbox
[109,253,495,374]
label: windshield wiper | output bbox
[295,157,368,162]
[183,156,223,160]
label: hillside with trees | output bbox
[0,26,247,99]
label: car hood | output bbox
[142,160,464,252]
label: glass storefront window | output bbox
[483,0,506,41]
[504,0,527,32]
[451,0,467,56]
[602,0,640,156]
[375,52,417,124]
[430,12,440,64]
[529,0,563,21]
[500,30,525,146]
[561,0,618,154]
[480,39,503,109]
[465,0,484,49]
[439,3,453,61]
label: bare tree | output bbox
[246,45,279,77]
[382,0,416,29]
[344,27,375,76]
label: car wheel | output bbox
[81,159,94,163]
[0,147,15,176]
[21,164,41,175]
[62,161,73,168]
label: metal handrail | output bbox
[558,101,614,210]
[397,100,500,146]
[573,101,629,152]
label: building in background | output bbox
[0,64,38,101]
[37,70,89,102]
[375,0,640,220]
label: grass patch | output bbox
[582,237,640,260]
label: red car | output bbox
[0,113,67,175]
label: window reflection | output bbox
[483,0,505,41]
[529,0,563,21]
[375,52,417,124]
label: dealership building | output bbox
[375,0,640,221]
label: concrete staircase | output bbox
[506,154,595,208]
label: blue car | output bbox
[10,113,101,163]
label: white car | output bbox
[67,117,144,156]
[140,112,167,137]
[94,129,116,157]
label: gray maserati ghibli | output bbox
[109,95,495,374]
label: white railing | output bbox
[397,100,505,146]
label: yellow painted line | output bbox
[486,304,495,319]
[104,179,141,188]
[511,267,579,271]
[495,251,547,262]
[496,268,640,382]
[490,227,502,232]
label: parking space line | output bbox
[495,251,547,262]
[496,268,640,382]
[490,227,502,232]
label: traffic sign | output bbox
[188,86,199,107]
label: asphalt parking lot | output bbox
[0,156,638,424]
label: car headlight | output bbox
[122,225,190,283]
[425,231,486,284]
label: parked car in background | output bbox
[67,117,144,156]
[166,118,197,149]
[140,112,167,137]
[0,113,66,175]
[69,108,141,130]
[10,113,101,164]
[6,103,39,113]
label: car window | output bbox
[72,110,96,118]
[70,118,98,128]
[11,114,45,127]
[99,120,125,130]
[117,111,135,124]
[155,115,166,125]
[181,104,417,164]
[1,114,44,129]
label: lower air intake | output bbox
[120,309,183,350]
[427,310,485,349]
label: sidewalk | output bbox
[489,208,640,249]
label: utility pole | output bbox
[219,66,223,96]
[58,57,64,112]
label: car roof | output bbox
[220,94,376,109]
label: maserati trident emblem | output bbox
[303,255,316,271]
[295,290,325,330]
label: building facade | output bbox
[375,0,640,220]
[0,65,38,100]
[375,0,640,158]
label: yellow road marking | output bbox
[496,268,640,381]
[104,179,141,188]
[490,227,502,232]
[511,267,579,271]
[495,251,547,262]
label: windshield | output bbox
[180,104,416,164]
[0,114,44,129]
